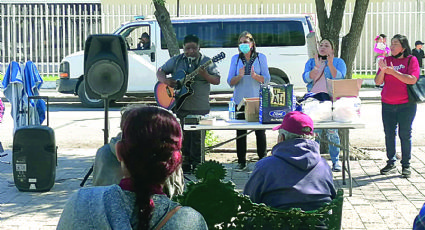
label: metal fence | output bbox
[1,1,425,77]
[0,3,102,76]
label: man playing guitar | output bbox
[156,34,221,173]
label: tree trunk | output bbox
[340,0,370,79]
[315,0,369,79]
[315,0,327,37]
[315,0,347,56]
[153,1,180,57]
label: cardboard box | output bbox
[237,98,260,122]
[327,79,363,101]
[259,84,294,124]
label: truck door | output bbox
[120,23,157,93]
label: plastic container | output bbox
[229,97,236,120]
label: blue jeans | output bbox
[314,129,340,164]
[382,102,417,167]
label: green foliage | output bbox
[352,74,375,79]
[205,130,220,150]
[0,74,58,82]
[42,75,59,82]
[361,84,376,88]
[353,74,377,88]
[176,161,344,230]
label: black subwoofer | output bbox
[13,126,56,192]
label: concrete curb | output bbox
[40,81,56,89]
[2,83,382,103]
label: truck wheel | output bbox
[269,68,289,85]
[77,81,104,108]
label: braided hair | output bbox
[117,105,182,230]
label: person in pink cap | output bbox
[244,111,336,211]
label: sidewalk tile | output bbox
[2,147,425,229]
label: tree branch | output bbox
[326,0,347,55]
[315,0,328,38]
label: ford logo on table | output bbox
[269,110,287,118]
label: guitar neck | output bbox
[184,59,213,83]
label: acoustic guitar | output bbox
[154,52,225,111]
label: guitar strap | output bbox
[186,55,201,74]
[171,54,200,77]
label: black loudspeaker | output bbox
[13,126,56,192]
[84,34,128,100]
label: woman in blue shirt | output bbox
[227,31,271,170]
[302,38,347,172]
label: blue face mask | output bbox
[239,43,251,54]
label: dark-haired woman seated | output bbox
[57,105,207,230]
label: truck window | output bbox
[119,25,150,50]
[161,20,306,49]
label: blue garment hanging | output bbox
[23,61,46,124]
[2,61,46,132]
[2,61,25,132]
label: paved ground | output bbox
[1,146,425,229]
[1,87,425,229]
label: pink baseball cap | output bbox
[272,111,314,135]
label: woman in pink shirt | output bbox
[375,34,420,178]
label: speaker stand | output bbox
[103,98,109,145]
[80,98,109,187]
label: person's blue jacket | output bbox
[243,138,336,211]
[302,57,347,92]
[414,203,425,230]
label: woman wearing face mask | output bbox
[375,34,420,178]
[302,38,347,172]
[227,31,271,170]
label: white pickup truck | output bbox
[57,15,314,107]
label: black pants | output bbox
[182,130,202,169]
[177,111,206,171]
[236,130,267,164]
